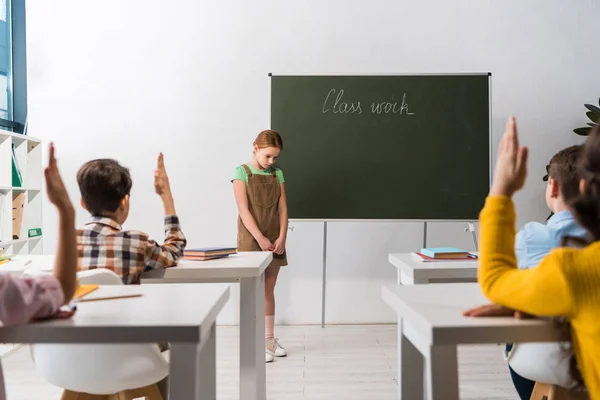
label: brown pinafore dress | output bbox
[237,164,288,268]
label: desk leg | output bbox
[240,275,266,400]
[399,271,430,285]
[169,343,200,400]
[398,318,424,399]
[198,323,217,399]
[426,345,459,400]
[399,271,414,285]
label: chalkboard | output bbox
[270,74,490,220]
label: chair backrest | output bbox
[77,268,124,285]
[31,267,168,394]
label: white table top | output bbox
[0,254,55,274]
[141,251,272,282]
[382,283,556,345]
[389,253,479,282]
[0,283,230,344]
[0,252,272,281]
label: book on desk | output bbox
[183,247,237,261]
[412,247,477,262]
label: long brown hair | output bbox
[254,130,283,150]
[556,124,600,393]
[571,124,600,240]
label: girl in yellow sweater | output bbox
[477,117,600,397]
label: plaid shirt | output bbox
[77,215,187,284]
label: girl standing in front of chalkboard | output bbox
[232,130,288,364]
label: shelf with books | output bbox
[0,129,43,256]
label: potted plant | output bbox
[573,98,600,136]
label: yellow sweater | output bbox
[479,196,600,397]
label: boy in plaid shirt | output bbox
[76,153,186,284]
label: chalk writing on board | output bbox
[321,89,416,116]
[370,93,415,116]
[322,89,363,114]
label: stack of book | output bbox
[183,247,237,261]
[411,247,477,262]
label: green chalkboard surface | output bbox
[270,74,490,220]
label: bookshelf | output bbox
[0,130,42,357]
[0,129,43,257]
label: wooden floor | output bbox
[3,325,518,399]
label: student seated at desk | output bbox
[470,117,600,399]
[0,144,77,400]
[464,144,586,399]
[76,153,187,284]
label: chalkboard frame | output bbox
[268,73,492,222]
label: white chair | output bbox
[505,342,574,390]
[29,268,169,400]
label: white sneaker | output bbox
[266,337,287,357]
[265,352,274,363]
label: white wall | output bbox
[25,0,600,324]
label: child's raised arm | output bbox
[45,143,77,302]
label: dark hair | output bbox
[555,126,600,393]
[571,126,600,240]
[548,145,583,203]
[77,159,132,216]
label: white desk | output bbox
[389,253,478,285]
[0,254,55,275]
[0,284,230,400]
[141,251,272,400]
[381,283,556,400]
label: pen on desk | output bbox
[77,294,143,303]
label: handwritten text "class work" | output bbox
[321,89,416,116]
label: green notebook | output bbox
[11,144,22,187]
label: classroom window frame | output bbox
[0,0,27,134]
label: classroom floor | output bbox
[3,325,518,399]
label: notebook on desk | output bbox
[419,247,471,259]
[183,247,237,261]
[411,252,477,263]
[74,284,99,300]
[183,254,231,261]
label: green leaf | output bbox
[584,104,600,115]
[574,127,592,136]
[588,122,597,127]
[587,112,600,123]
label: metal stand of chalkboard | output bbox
[423,221,479,251]
[421,221,479,251]
[321,222,327,328]
[319,221,478,328]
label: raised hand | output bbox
[490,116,529,197]
[154,152,172,197]
[44,143,73,212]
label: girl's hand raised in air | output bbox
[490,116,529,197]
